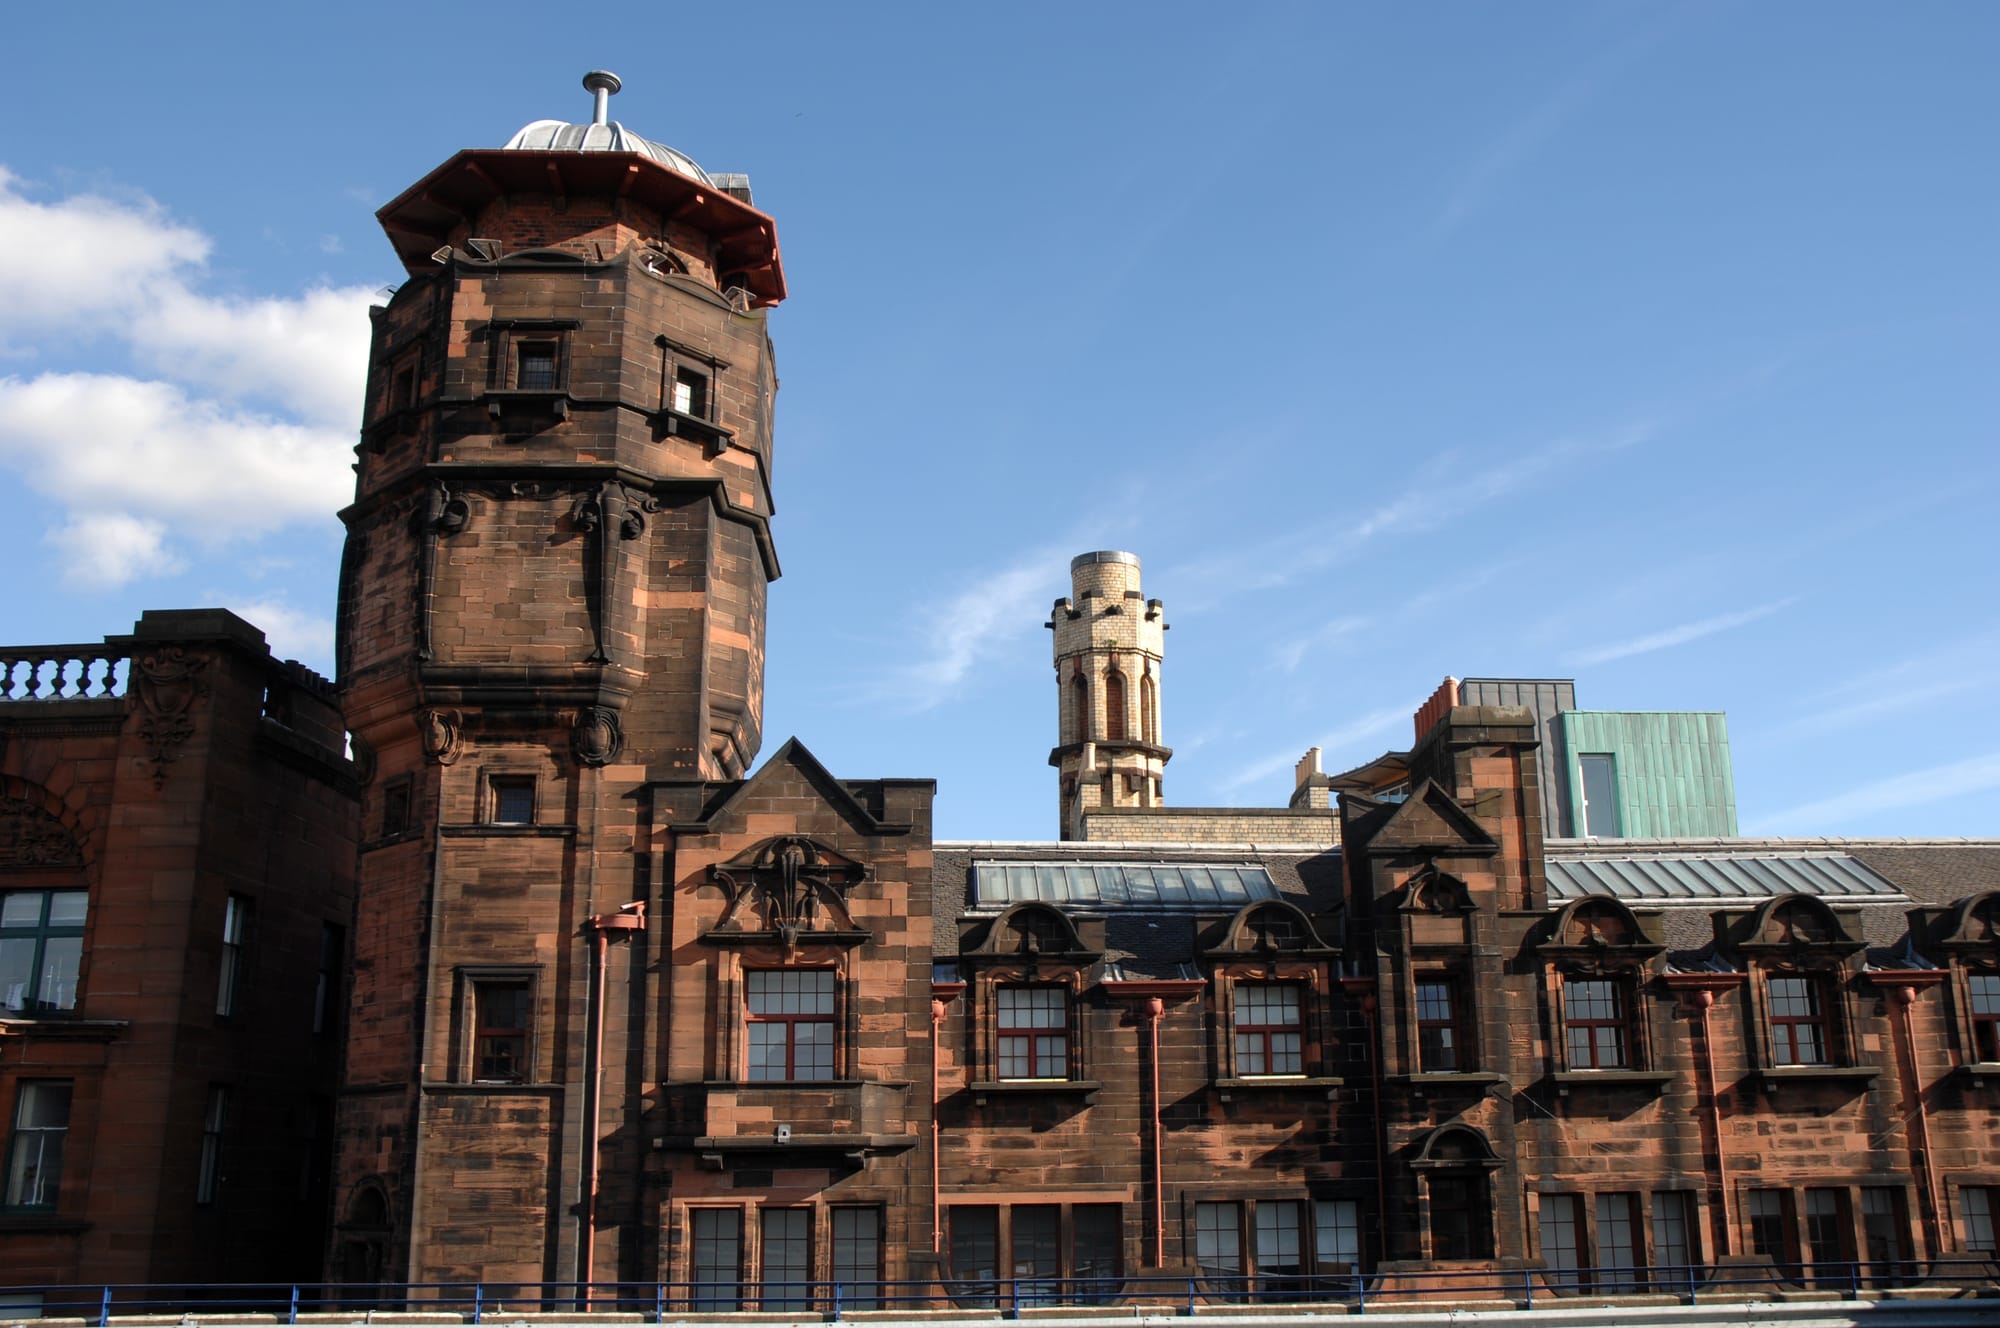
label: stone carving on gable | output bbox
[419,708,462,765]
[710,837,868,948]
[572,706,623,767]
[573,481,660,663]
[0,798,83,867]
[133,647,210,788]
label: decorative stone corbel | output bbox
[419,708,462,765]
[133,648,210,788]
[573,706,623,767]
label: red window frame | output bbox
[745,970,837,1082]
[1768,976,1830,1066]
[1968,972,2000,1063]
[1415,978,1465,1072]
[1562,977,1630,1069]
[997,985,1069,1080]
[1234,982,1305,1076]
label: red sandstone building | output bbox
[4,74,1998,1308]
[0,611,355,1290]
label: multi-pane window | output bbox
[489,777,535,826]
[1415,979,1463,1072]
[473,980,532,1083]
[1748,1190,1794,1270]
[1963,1186,1997,1253]
[1538,1195,1582,1290]
[997,986,1067,1080]
[1652,1192,1695,1275]
[831,1208,881,1308]
[516,342,559,391]
[1429,1174,1493,1259]
[1195,1202,1242,1277]
[1255,1201,1304,1291]
[1072,1205,1121,1293]
[1769,977,1830,1066]
[1563,979,1629,1069]
[1235,984,1304,1076]
[1805,1189,1848,1274]
[196,1086,228,1205]
[1578,754,1621,837]
[217,895,250,1017]
[1014,1205,1061,1301]
[690,1209,742,1310]
[1969,973,2000,1062]
[3,1082,71,1209]
[671,367,709,419]
[1860,1188,1908,1281]
[1596,1193,1642,1292]
[747,971,836,1081]
[1313,1200,1361,1275]
[760,1208,810,1309]
[0,890,86,1014]
[949,1205,999,1294]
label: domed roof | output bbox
[501,71,713,186]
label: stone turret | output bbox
[1048,551,1169,839]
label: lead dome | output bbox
[501,70,713,186]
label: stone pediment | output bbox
[1360,779,1497,858]
[706,835,868,945]
[684,737,904,838]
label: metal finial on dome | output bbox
[582,70,622,127]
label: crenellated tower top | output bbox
[1047,551,1170,839]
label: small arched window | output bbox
[1104,670,1127,741]
[1141,672,1157,744]
[1068,672,1088,744]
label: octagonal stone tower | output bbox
[331,73,785,1286]
[1049,551,1170,839]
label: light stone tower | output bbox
[1048,550,1169,839]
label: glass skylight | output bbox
[970,862,1279,910]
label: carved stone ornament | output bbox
[0,798,83,867]
[428,481,470,536]
[419,709,463,765]
[133,647,210,788]
[572,706,623,767]
[712,836,868,948]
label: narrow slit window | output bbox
[473,980,532,1083]
[672,367,709,418]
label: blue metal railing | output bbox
[0,1258,1993,1324]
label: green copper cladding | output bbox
[1557,710,1739,839]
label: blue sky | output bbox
[1,3,1994,841]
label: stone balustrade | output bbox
[0,646,129,701]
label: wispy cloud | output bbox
[864,548,1071,712]
[1747,751,2000,835]
[1568,598,1797,667]
[1218,701,1416,796]
[1169,420,1655,608]
[1751,632,2000,743]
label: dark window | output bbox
[1014,1205,1061,1302]
[690,1209,742,1311]
[1428,1174,1492,1260]
[1104,671,1127,741]
[1141,674,1157,744]
[1067,674,1086,745]
[1563,978,1629,1069]
[1652,1192,1696,1275]
[1235,983,1304,1076]
[1073,1205,1121,1294]
[831,1208,881,1308]
[1313,1200,1361,1275]
[760,1208,810,1309]
[516,342,559,391]
[1969,973,2000,1062]
[196,1086,228,1205]
[1749,1190,1797,1275]
[1579,754,1621,836]
[672,367,709,419]
[1805,1189,1849,1276]
[746,970,835,1081]
[0,890,87,1014]
[949,1205,999,1291]
[1254,1201,1304,1294]
[473,980,532,1083]
[1962,1186,1996,1254]
[1597,1193,1642,1292]
[379,777,412,839]
[1769,977,1829,1066]
[2,1082,70,1209]
[1539,1194,1582,1291]
[218,894,250,1017]
[998,986,1067,1080]
[391,363,417,411]
[1861,1188,1911,1285]
[1416,978,1465,1072]
[314,922,344,1037]
[489,777,535,826]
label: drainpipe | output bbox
[1693,990,1733,1253]
[580,904,647,1297]
[932,996,947,1255]
[1363,992,1387,1231]
[1147,997,1165,1266]
[1890,982,1944,1256]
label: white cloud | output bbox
[0,168,378,589]
[0,374,355,531]
[45,513,182,588]
[1748,751,2000,835]
[1568,598,1797,667]
[221,598,337,668]
[1219,701,1416,795]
